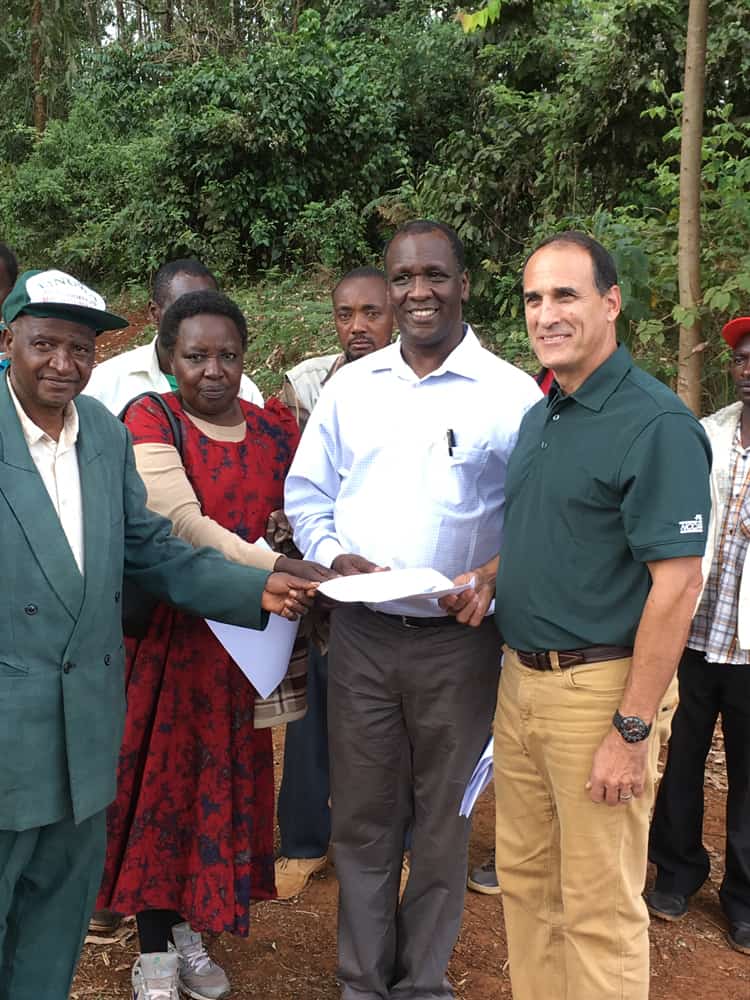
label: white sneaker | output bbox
[170,922,231,1000]
[132,952,180,1000]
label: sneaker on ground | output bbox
[170,923,230,1000]
[728,921,750,955]
[274,855,327,900]
[644,890,688,922]
[132,951,180,1000]
[467,849,501,895]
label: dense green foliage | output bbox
[2,0,750,405]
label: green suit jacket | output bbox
[0,372,272,831]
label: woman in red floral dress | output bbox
[97,290,328,1000]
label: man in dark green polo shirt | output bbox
[492,232,711,1000]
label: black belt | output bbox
[515,645,633,671]
[375,611,461,630]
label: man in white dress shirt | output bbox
[285,220,541,1000]
[84,258,263,413]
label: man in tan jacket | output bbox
[275,265,393,898]
[281,266,393,430]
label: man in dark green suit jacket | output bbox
[0,269,316,1000]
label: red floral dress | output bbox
[97,394,300,936]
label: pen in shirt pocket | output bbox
[446,429,456,456]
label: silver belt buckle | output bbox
[400,615,420,629]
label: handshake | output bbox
[260,557,337,620]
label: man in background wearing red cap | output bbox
[647,315,750,956]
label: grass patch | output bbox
[231,270,339,397]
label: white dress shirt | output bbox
[285,326,542,616]
[83,335,264,414]
[8,379,85,574]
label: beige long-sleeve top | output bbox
[132,411,279,572]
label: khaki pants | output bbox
[494,648,661,1000]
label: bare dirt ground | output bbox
[95,308,151,363]
[72,728,748,1000]
[72,318,749,999]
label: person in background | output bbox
[647,315,750,957]
[97,289,332,1000]
[86,256,264,936]
[280,265,393,431]
[488,231,710,1000]
[286,220,540,1000]
[275,265,394,900]
[0,269,316,1000]
[535,364,554,395]
[0,242,19,371]
[427,301,546,904]
[84,258,263,412]
[467,360,555,896]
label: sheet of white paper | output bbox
[205,538,299,698]
[459,736,494,818]
[317,567,474,606]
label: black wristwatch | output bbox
[612,710,651,744]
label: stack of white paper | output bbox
[205,613,299,699]
[205,537,300,698]
[317,567,474,605]
[459,736,494,817]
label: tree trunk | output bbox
[30,0,46,133]
[116,0,126,41]
[162,0,174,37]
[291,0,303,32]
[86,0,100,43]
[676,0,708,416]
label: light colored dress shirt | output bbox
[281,352,344,429]
[83,335,264,414]
[8,378,85,574]
[285,325,542,616]
[691,418,750,664]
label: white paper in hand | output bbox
[205,537,299,698]
[205,614,299,699]
[317,567,474,606]
[459,736,494,818]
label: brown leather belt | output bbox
[515,645,633,671]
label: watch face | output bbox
[615,712,650,743]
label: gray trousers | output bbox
[328,606,501,1000]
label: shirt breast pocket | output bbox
[429,446,490,512]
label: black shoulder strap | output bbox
[118,391,183,456]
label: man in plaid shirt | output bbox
[647,315,750,957]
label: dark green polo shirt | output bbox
[495,345,711,651]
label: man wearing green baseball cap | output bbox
[0,269,318,999]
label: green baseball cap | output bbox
[2,269,128,334]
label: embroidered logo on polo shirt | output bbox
[679,514,704,535]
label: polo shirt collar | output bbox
[373,324,483,382]
[548,343,632,412]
